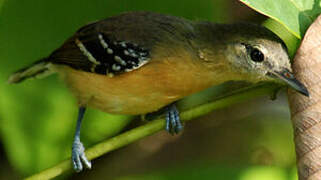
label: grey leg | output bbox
[165,103,183,135]
[72,107,91,172]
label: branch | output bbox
[288,15,321,180]
[26,83,281,180]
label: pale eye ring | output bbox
[241,43,265,63]
[250,48,264,62]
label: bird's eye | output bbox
[250,48,264,62]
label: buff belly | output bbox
[53,57,217,115]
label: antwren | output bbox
[8,11,309,172]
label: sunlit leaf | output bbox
[263,19,300,58]
[240,0,321,38]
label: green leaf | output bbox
[263,19,300,57]
[0,0,4,11]
[240,0,321,39]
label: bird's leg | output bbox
[72,107,91,172]
[144,103,183,135]
[165,103,183,135]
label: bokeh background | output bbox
[0,0,298,179]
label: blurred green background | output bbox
[0,0,298,179]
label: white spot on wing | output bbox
[112,64,121,71]
[125,58,149,72]
[98,34,108,48]
[75,38,100,65]
[131,53,138,58]
[120,42,127,48]
[114,56,127,66]
[107,48,113,54]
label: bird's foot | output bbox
[165,104,183,135]
[72,140,91,172]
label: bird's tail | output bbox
[8,58,54,84]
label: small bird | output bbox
[8,11,309,172]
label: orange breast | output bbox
[54,54,219,115]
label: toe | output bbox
[72,159,78,171]
[164,104,184,135]
[165,113,171,132]
[174,110,183,134]
[174,122,183,134]
[81,153,92,169]
[72,141,91,172]
[174,114,183,133]
[73,153,83,172]
[169,112,177,134]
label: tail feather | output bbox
[8,58,53,84]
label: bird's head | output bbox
[219,23,309,96]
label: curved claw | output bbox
[165,104,183,135]
[72,140,91,172]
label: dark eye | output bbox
[250,48,264,62]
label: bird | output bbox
[8,11,309,172]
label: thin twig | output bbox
[26,83,281,180]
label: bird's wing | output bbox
[49,12,196,76]
[49,22,151,76]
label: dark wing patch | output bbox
[74,33,150,76]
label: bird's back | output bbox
[49,11,198,76]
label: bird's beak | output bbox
[268,69,309,97]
